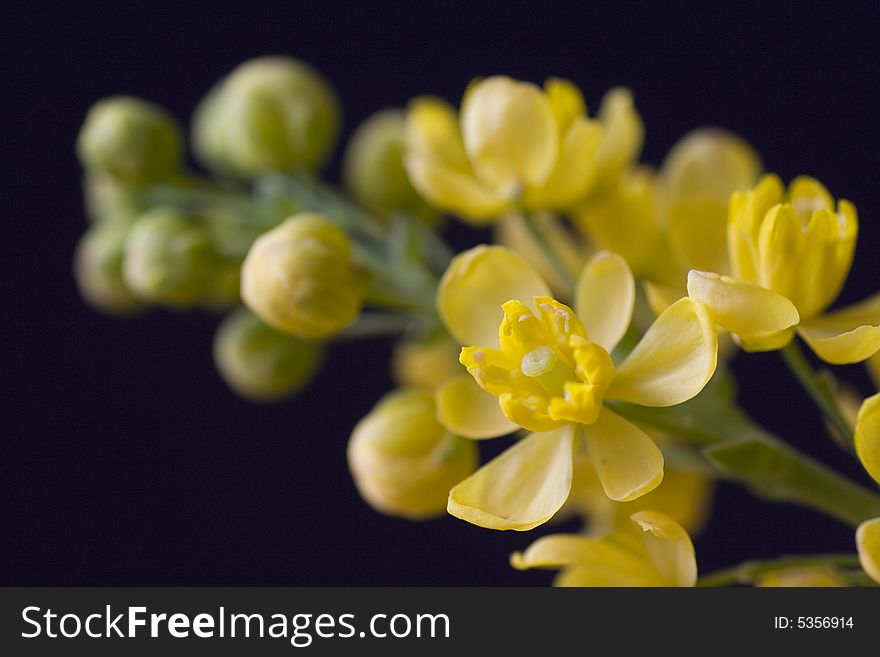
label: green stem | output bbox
[332,313,416,342]
[609,398,880,528]
[780,340,854,448]
[697,554,863,587]
[518,212,577,292]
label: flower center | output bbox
[521,346,575,397]
[459,295,615,433]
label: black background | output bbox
[3,1,879,585]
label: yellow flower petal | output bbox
[687,269,800,337]
[573,168,662,277]
[404,155,510,222]
[667,199,731,275]
[630,510,698,587]
[544,77,586,134]
[727,173,784,283]
[460,76,558,191]
[732,327,795,352]
[553,564,661,587]
[405,96,470,171]
[854,392,880,485]
[529,117,604,208]
[435,375,519,439]
[798,326,880,366]
[574,251,635,353]
[583,409,664,502]
[608,298,718,407]
[510,534,660,584]
[661,128,762,204]
[447,425,574,531]
[437,245,550,347]
[595,88,644,186]
[797,292,880,364]
[856,517,880,584]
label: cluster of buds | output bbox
[76,59,880,587]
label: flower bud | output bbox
[213,308,323,401]
[348,389,477,519]
[123,207,230,308]
[391,333,463,390]
[241,213,365,339]
[73,221,144,315]
[192,57,340,177]
[343,109,433,219]
[77,97,183,184]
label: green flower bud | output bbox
[343,109,434,220]
[123,207,231,309]
[74,221,144,315]
[77,97,183,184]
[192,57,340,177]
[213,308,323,401]
[241,213,365,339]
[347,388,477,519]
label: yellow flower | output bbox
[404,77,642,224]
[854,393,880,584]
[240,213,366,339]
[347,389,477,520]
[435,246,717,530]
[511,511,697,586]
[688,175,880,363]
[755,566,849,587]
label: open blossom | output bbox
[511,511,697,586]
[688,175,880,363]
[404,76,642,224]
[434,245,717,530]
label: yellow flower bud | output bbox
[391,333,463,390]
[77,97,182,184]
[213,308,323,401]
[74,222,144,315]
[343,109,435,220]
[241,213,365,339]
[123,207,231,309]
[192,57,340,177]
[347,389,477,519]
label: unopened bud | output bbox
[348,389,477,519]
[123,207,227,308]
[74,222,143,315]
[77,97,182,184]
[343,109,433,219]
[192,57,340,177]
[214,308,323,401]
[241,213,365,339]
